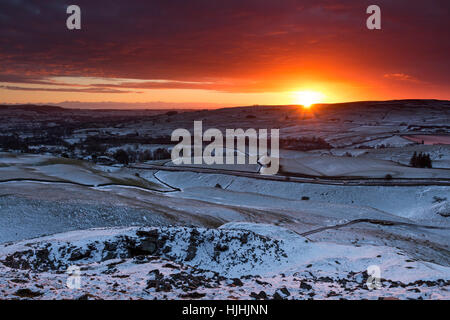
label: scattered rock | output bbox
[14,288,43,298]
[231,278,243,286]
[179,292,206,299]
[300,282,312,290]
[250,291,267,300]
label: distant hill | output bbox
[0,99,448,113]
[0,104,66,112]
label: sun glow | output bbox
[294,90,324,108]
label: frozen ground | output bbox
[0,152,449,300]
[0,225,448,300]
[154,171,450,225]
[1,100,449,299]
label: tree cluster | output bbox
[409,152,432,168]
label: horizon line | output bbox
[1,98,449,111]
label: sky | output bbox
[0,0,449,108]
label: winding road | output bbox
[130,163,450,187]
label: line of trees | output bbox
[0,133,70,152]
[279,136,332,151]
[409,152,432,168]
[113,148,171,164]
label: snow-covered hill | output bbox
[1,224,448,300]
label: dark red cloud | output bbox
[0,0,448,93]
[0,85,140,94]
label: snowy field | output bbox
[1,152,449,300]
[0,100,449,300]
[1,225,448,300]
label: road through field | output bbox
[131,163,450,187]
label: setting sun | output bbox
[294,91,324,108]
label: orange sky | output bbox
[0,1,449,108]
